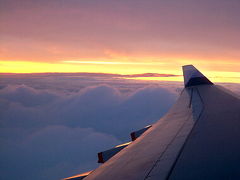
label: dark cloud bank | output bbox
[0,74,239,180]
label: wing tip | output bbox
[182,65,213,88]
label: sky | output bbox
[0,0,240,82]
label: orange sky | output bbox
[0,0,239,83]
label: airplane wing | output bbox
[64,65,240,180]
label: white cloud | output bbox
[1,75,239,180]
[0,77,178,180]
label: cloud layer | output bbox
[1,74,239,180]
[0,75,178,180]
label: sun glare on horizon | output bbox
[0,60,239,83]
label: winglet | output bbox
[183,65,213,88]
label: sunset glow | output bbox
[0,0,239,83]
[1,60,239,83]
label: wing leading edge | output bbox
[65,65,240,180]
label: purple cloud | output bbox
[0,75,178,180]
[0,74,239,180]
